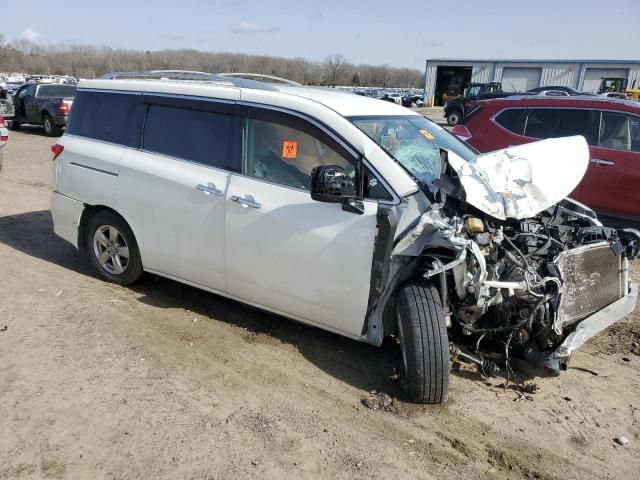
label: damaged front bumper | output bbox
[554,283,638,361]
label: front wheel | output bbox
[86,210,143,285]
[396,281,450,404]
[43,114,63,137]
[446,110,462,126]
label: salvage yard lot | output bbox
[1,128,639,479]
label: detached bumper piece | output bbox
[554,283,638,361]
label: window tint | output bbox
[36,85,76,98]
[599,112,640,152]
[66,91,138,144]
[524,108,597,144]
[143,104,236,170]
[495,108,527,135]
[244,117,355,190]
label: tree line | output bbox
[0,37,423,88]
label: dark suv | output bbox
[453,96,640,219]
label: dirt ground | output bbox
[1,127,639,480]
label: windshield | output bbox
[350,115,476,193]
[36,85,77,98]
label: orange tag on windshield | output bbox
[282,140,298,159]
[419,129,434,140]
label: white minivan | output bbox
[51,73,639,403]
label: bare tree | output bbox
[323,54,348,87]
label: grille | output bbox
[555,242,623,326]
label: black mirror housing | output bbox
[310,165,357,203]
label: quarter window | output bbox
[524,108,597,145]
[494,108,527,135]
[66,91,138,145]
[599,112,640,152]
[142,104,236,170]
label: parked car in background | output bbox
[453,96,640,219]
[0,115,8,171]
[9,83,76,136]
[443,82,518,126]
[380,92,402,104]
[401,95,424,107]
[0,87,15,121]
[600,92,630,100]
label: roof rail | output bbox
[98,70,279,91]
[219,73,302,87]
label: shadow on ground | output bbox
[0,209,406,399]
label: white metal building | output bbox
[423,59,640,106]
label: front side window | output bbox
[350,115,476,194]
[524,108,597,144]
[244,117,355,191]
[143,104,236,170]
[599,112,640,152]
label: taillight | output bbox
[452,125,472,141]
[58,102,69,114]
[0,115,7,142]
[51,143,64,160]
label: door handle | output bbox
[196,183,224,196]
[230,195,261,209]
[590,158,615,166]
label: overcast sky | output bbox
[3,0,639,69]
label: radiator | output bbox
[554,241,623,327]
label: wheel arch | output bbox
[78,205,135,254]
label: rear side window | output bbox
[67,91,138,145]
[494,108,527,135]
[143,104,236,170]
[524,108,597,145]
[36,85,76,98]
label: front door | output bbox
[117,95,240,293]
[580,111,640,217]
[224,109,379,338]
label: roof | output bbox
[77,78,415,117]
[477,95,640,112]
[426,58,640,65]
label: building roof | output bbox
[426,58,640,65]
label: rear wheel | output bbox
[86,210,143,285]
[7,120,20,130]
[43,114,62,137]
[396,280,450,404]
[446,110,462,126]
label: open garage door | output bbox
[582,68,629,93]
[501,67,542,92]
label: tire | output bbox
[86,210,143,286]
[43,114,62,137]
[396,280,450,404]
[446,110,462,126]
[7,120,20,131]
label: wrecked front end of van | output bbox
[363,129,639,378]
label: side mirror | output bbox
[310,165,356,203]
[310,165,365,214]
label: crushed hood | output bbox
[447,136,590,220]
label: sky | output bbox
[1,0,639,70]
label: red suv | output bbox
[453,96,640,220]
